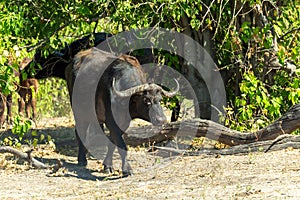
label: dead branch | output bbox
[124,104,300,148]
[186,135,300,156]
[264,134,295,153]
[0,146,61,170]
[146,135,300,156]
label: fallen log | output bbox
[124,104,300,147]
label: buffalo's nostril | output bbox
[161,118,167,124]
[153,116,167,126]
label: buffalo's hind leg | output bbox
[75,129,88,166]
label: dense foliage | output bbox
[0,0,299,144]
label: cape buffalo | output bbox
[20,32,111,80]
[66,47,179,175]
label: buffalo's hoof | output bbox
[77,160,87,166]
[103,165,114,174]
[122,164,132,177]
[121,170,133,177]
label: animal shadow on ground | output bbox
[47,142,129,181]
[38,155,127,181]
[0,130,127,181]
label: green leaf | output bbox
[31,130,38,137]
[33,138,38,147]
[273,24,282,35]
[40,134,45,141]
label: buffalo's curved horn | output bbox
[112,78,152,98]
[160,79,180,97]
[112,78,179,98]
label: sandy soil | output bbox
[0,117,300,199]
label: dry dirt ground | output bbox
[0,117,300,200]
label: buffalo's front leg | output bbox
[103,145,132,175]
[103,136,132,175]
[103,139,116,174]
[111,134,132,175]
[100,124,116,173]
[117,146,132,176]
[105,121,132,175]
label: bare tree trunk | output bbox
[178,12,212,121]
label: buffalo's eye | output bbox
[144,97,152,106]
